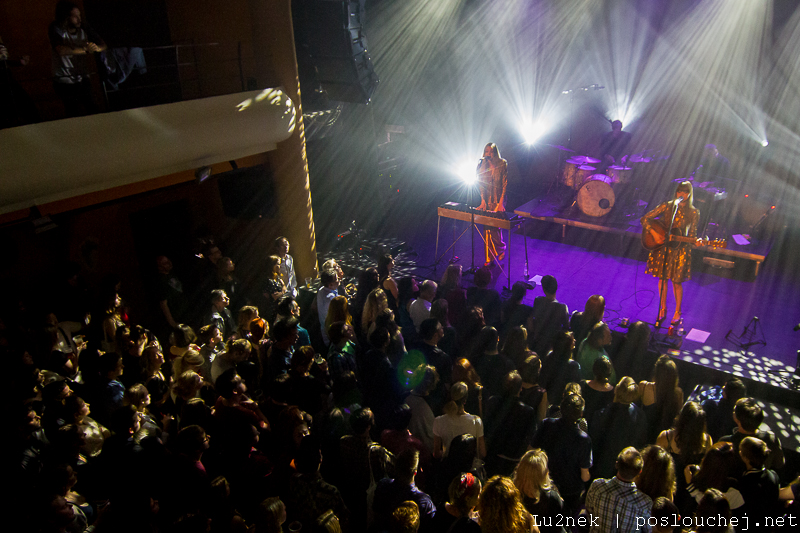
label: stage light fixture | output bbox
[456,159,477,185]
[521,120,546,145]
[761,139,769,147]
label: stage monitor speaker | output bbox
[216,164,277,220]
[307,0,379,104]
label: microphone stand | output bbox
[725,316,766,355]
[655,200,682,329]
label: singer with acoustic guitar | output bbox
[641,181,700,329]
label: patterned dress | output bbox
[641,202,699,283]
[476,157,508,261]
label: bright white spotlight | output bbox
[761,139,769,147]
[520,120,547,145]
[456,159,478,185]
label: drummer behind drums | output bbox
[599,120,633,168]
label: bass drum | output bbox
[562,163,596,190]
[578,174,616,217]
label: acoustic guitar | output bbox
[641,220,727,251]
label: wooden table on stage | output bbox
[435,202,522,289]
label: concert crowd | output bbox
[9,238,798,533]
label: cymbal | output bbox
[672,176,693,182]
[566,155,601,164]
[608,165,633,171]
[546,144,575,153]
[628,154,653,163]
[577,165,596,170]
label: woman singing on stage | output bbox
[476,143,508,265]
[641,181,699,329]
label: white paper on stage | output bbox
[685,329,710,343]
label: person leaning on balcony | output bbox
[49,1,106,117]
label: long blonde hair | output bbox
[513,449,552,502]
[478,476,531,533]
[325,295,352,331]
[362,288,388,331]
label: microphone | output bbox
[674,197,683,205]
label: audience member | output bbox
[430,473,481,532]
[373,449,435,532]
[569,294,605,346]
[539,331,580,403]
[589,376,648,479]
[532,393,591,517]
[49,1,106,117]
[585,447,652,533]
[262,255,288,326]
[720,397,784,473]
[689,488,732,533]
[287,435,349,529]
[500,281,533,342]
[432,382,486,459]
[684,442,744,512]
[477,476,534,533]
[579,356,615,423]
[702,378,746,442]
[326,321,357,383]
[639,355,684,443]
[437,264,467,329]
[207,290,236,340]
[466,267,501,328]
[528,275,569,356]
[575,322,615,382]
[378,254,400,312]
[472,327,515,399]
[484,371,537,476]
[635,444,676,502]
[501,326,529,369]
[272,237,298,298]
[513,449,565,533]
[518,355,548,422]
[409,280,437,332]
[736,436,781,527]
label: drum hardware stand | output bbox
[725,316,766,355]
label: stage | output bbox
[355,192,800,451]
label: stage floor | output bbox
[392,205,799,451]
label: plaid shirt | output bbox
[585,476,652,533]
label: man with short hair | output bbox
[532,393,592,518]
[288,435,349,527]
[409,280,437,332]
[207,289,235,339]
[267,317,300,380]
[373,449,435,532]
[273,237,298,297]
[702,377,746,441]
[720,397,784,472]
[276,295,311,348]
[49,1,106,117]
[317,269,339,344]
[589,377,648,479]
[528,274,569,356]
[585,447,652,533]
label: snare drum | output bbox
[606,165,633,184]
[578,174,616,216]
[562,163,596,190]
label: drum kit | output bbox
[550,145,663,217]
